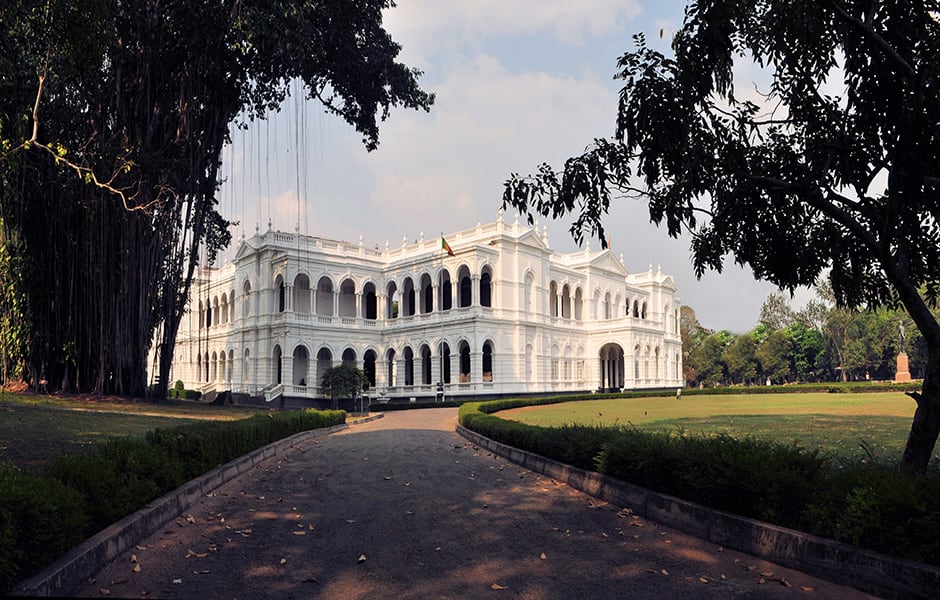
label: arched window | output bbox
[386,281,399,318]
[439,342,451,384]
[204,352,209,383]
[243,348,250,386]
[342,347,356,366]
[275,277,285,313]
[480,267,492,308]
[220,293,228,324]
[420,344,432,385]
[242,281,251,318]
[219,351,226,382]
[363,282,377,320]
[592,289,600,320]
[549,281,559,317]
[402,277,416,317]
[439,270,453,311]
[633,300,640,318]
[654,347,661,381]
[316,277,333,316]
[523,272,534,315]
[561,284,571,319]
[574,287,583,321]
[458,341,471,382]
[213,296,220,325]
[229,290,235,323]
[386,348,396,387]
[196,352,202,382]
[363,350,377,388]
[272,345,282,385]
[339,279,356,318]
[420,273,433,314]
[198,300,204,329]
[403,347,414,386]
[316,348,332,386]
[525,343,534,381]
[604,292,611,319]
[211,351,218,382]
[641,302,648,319]
[457,266,472,308]
[294,274,311,314]
[482,341,494,382]
[293,346,309,386]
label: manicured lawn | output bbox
[499,392,923,463]
[0,392,264,470]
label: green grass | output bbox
[0,393,264,470]
[500,392,923,464]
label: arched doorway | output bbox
[598,343,624,391]
[293,346,309,386]
[363,350,377,388]
[272,345,282,385]
[316,348,332,387]
[458,341,471,382]
[420,344,432,385]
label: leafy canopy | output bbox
[504,0,940,325]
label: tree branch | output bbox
[827,0,916,79]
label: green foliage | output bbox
[174,379,185,391]
[0,409,344,593]
[321,364,368,407]
[460,397,940,565]
[503,0,940,470]
[169,387,201,400]
[0,0,433,398]
[0,463,88,592]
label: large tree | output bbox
[0,0,433,397]
[504,1,940,471]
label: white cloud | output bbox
[353,53,618,242]
[384,0,643,57]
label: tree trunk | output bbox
[901,345,940,472]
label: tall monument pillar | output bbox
[895,321,911,382]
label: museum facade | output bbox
[168,214,682,404]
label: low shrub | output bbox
[1,408,345,594]
[459,399,940,567]
[0,464,88,592]
[169,388,201,400]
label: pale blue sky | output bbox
[216,0,807,333]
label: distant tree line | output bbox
[682,284,931,388]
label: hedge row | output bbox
[169,388,201,400]
[0,409,345,593]
[458,401,940,566]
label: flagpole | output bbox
[439,232,445,402]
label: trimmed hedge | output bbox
[169,387,201,400]
[1,408,345,593]
[459,400,940,566]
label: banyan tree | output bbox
[0,0,433,397]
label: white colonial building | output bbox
[168,214,682,404]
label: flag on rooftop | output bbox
[441,235,455,257]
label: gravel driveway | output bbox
[75,408,876,599]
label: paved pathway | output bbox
[76,409,877,599]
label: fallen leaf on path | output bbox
[135,545,146,551]
[110,577,128,586]
[132,564,141,573]
[357,554,367,563]
[292,531,306,536]
[193,569,210,575]
[759,578,766,585]
[280,559,287,565]
[490,583,508,590]
[384,476,392,480]
[780,578,792,588]
[760,571,774,578]
[801,586,814,592]
[346,519,356,524]
[185,514,195,523]
[99,588,110,595]
[540,553,546,560]
[661,569,669,576]
[699,577,709,584]
[172,578,182,584]
[130,554,138,563]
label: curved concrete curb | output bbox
[457,425,940,600]
[14,415,383,597]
